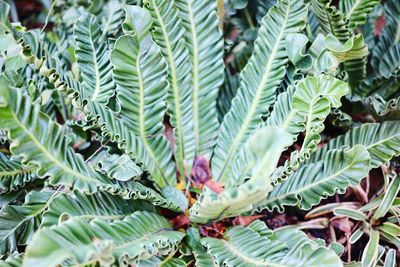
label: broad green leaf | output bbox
[0,153,37,194]
[311,0,366,89]
[74,13,115,104]
[41,191,155,228]
[24,211,185,267]
[340,0,380,29]
[145,0,195,176]
[111,6,176,187]
[96,153,142,182]
[190,126,292,223]
[272,75,349,182]
[175,0,224,159]
[202,221,342,267]
[0,191,52,254]
[361,230,379,267]
[372,176,400,220]
[310,121,400,168]
[255,145,370,212]
[285,33,312,70]
[212,0,307,184]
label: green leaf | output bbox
[41,191,155,228]
[190,126,292,223]
[74,13,115,104]
[24,211,185,267]
[333,207,368,221]
[0,190,53,254]
[371,0,400,73]
[350,228,364,244]
[378,222,400,237]
[0,253,23,267]
[255,145,370,212]
[383,249,396,267]
[110,6,176,187]
[310,121,400,168]
[372,176,400,220]
[340,0,380,29]
[175,0,224,159]
[97,153,142,182]
[285,33,312,70]
[212,0,307,184]
[361,230,379,267]
[272,75,349,182]
[145,0,195,176]
[0,153,37,194]
[310,0,367,89]
[201,221,342,267]
[325,34,368,68]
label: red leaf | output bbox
[170,214,190,230]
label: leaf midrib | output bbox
[136,47,168,186]
[263,160,356,207]
[10,110,97,183]
[220,239,287,267]
[218,1,292,181]
[87,24,102,102]
[151,0,186,166]
[187,0,201,156]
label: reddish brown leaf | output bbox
[170,214,190,230]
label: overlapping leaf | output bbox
[255,145,370,212]
[190,126,292,223]
[175,0,224,159]
[212,0,307,184]
[24,211,185,267]
[202,220,342,267]
[111,6,176,187]
[145,0,195,176]
[74,13,115,104]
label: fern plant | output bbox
[0,0,399,266]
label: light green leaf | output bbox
[333,207,368,221]
[97,153,142,182]
[24,211,185,267]
[202,221,342,267]
[0,191,53,254]
[111,7,176,187]
[74,13,115,104]
[340,0,380,28]
[255,145,370,212]
[310,121,400,168]
[0,153,37,194]
[212,0,307,184]
[361,230,379,267]
[41,191,155,228]
[145,0,195,176]
[175,0,224,159]
[372,176,400,220]
[190,126,292,223]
